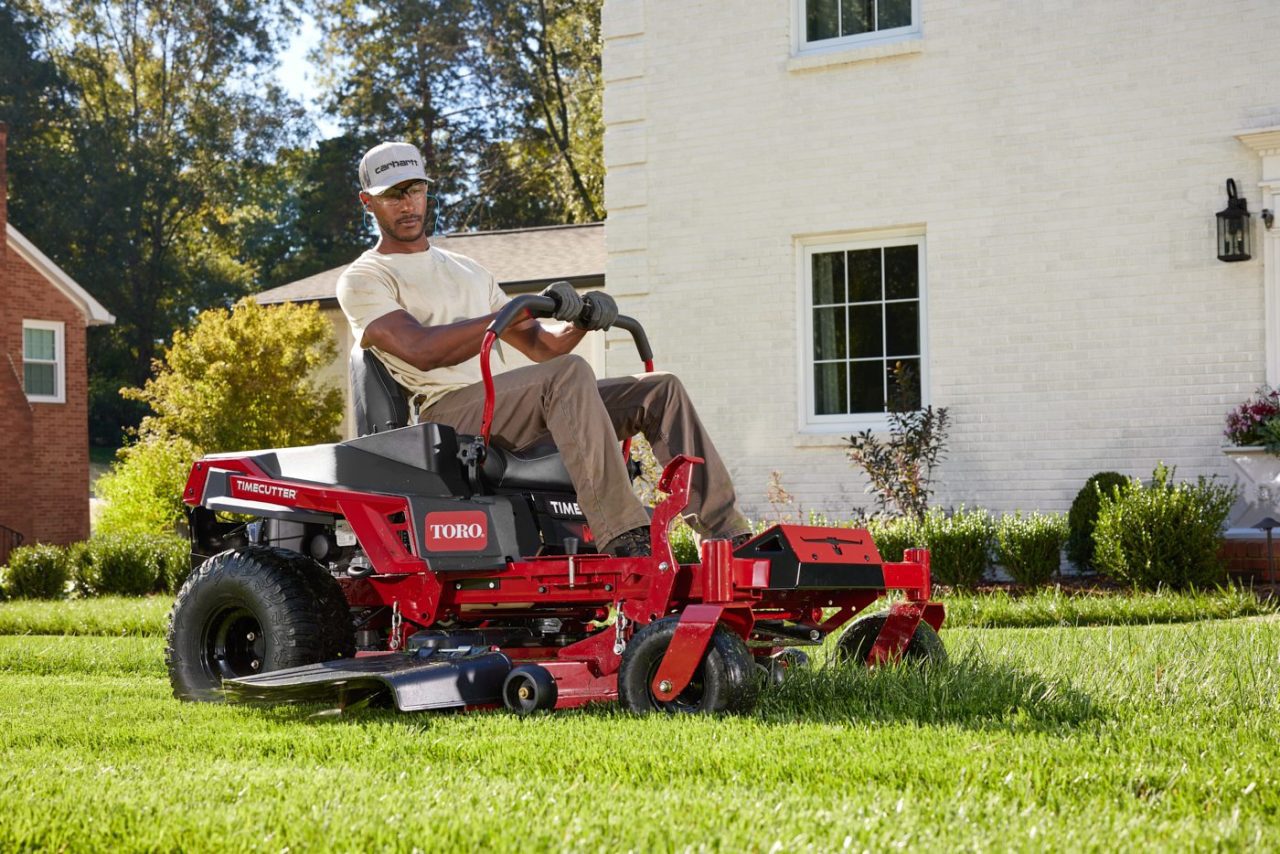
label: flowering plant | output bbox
[1224,386,1280,449]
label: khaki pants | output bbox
[420,354,750,547]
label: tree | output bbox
[471,0,603,227]
[309,0,604,231]
[311,0,486,228]
[123,299,344,452]
[4,0,308,445]
[96,299,342,534]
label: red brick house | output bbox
[0,123,114,560]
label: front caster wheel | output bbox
[833,611,946,667]
[503,664,558,714]
[617,615,760,714]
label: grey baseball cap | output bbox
[358,142,429,195]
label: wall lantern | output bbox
[1217,178,1252,262]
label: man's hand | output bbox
[576,291,619,331]
[540,281,584,322]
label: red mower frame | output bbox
[176,293,945,713]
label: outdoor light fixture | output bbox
[1263,209,1275,230]
[1217,178,1252,262]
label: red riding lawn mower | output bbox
[166,295,946,715]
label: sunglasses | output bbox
[372,182,428,203]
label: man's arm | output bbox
[362,309,586,371]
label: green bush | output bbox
[668,519,699,564]
[2,544,71,599]
[1093,464,1238,590]
[1066,471,1128,572]
[80,532,190,596]
[995,512,1068,587]
[865,515,920,562]
[919,506,994,589]
[94,435,202,535]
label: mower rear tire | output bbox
[166,546,355,702]
[502,664,558,714]
[833,611,946,667]
[617,616,760,715]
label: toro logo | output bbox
[425,511,489,551]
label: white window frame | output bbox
[792,0,922,57]
[22,319,66,404]
[796,230,928,434]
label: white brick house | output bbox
[600,0,1280,525]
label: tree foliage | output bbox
[311,0,603,231]
[124,299,343,452]
[1,0,308,444]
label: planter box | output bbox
[1222,445,1280,534]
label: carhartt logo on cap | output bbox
[359,142,429,195]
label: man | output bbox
[336,141,750,557]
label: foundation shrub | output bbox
[995,512,1068,587]
[919,506,994,589]
[1066,472,1128,572]
[81,532,191,596]
[1,544,71,600]
[1093,464,1238,590]
[865,515,920,563]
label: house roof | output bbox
[256,222,605,305]
[6,224,115,326]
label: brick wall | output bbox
[0,126,91,546]
[602,0,1280,519]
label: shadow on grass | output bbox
[751,650,1102,732]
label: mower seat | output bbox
[481,442,574,493]
[349,345,576,494]
[351,344,410,435]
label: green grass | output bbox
[1,586,1269,638]
[0,595,172,637]
[1,619,1278,850]
[941,583,1274,629]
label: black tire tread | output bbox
[165,546,354,702]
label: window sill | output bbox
[787,36,923,73]
[25,397,65,405]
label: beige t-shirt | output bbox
[336,245,511,410]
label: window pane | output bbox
[879,0,912,29]
[812,252,845,305]
[24,362,55,396]
[849,304,883,358]
[847,249,880,302]
[813,307,847,360]
[807,0,839,41]
[850,360,884,413]
[887,359,922,411]
[840,0,873,35]
[884,245,918,299]
[885,301,919,356]
[814,362,848,415]
[24,327,55,361]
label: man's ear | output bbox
[359,191,372,208]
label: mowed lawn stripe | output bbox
[1,622,1277,850]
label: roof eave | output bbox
[6,224,116,325]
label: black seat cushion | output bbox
[480,441,575,493]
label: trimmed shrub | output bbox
[865,515,920,562]
[3,544,71,599]
[1093,464,1238,590]
[919,506,994,589]
[1066,471,1128,572]
[995,512,1068,587]
[94,434,202,535]
[81,532,190,596]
